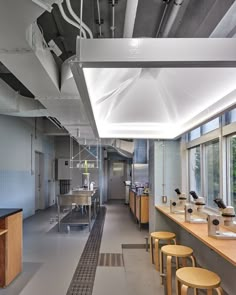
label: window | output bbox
[204,140,220,208]
[226,108,236,124]
[189,146,201,196]
[228,135,236,211]
[189,127,200,141]
[202,118,219,134]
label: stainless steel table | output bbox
[57,189,99,232]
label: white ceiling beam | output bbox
[74,38,236,68]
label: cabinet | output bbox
[129,190,149,228]
[0,209,22,287]
[136,195,149,227]
[57,159,72,180]
[129,190,136,216]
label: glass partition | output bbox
[204,140,220,208]
[189,146,201,196]
[228,135,236,211]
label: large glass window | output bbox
[202,118,219,134]
[229,135,236,211]
[204,140,220,208]
[189,146,201,196]
[189,127,201,141]
[227,108,236,124]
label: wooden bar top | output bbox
[156,205,236,266]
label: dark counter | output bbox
[0,209,23,219]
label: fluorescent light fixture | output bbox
[70,38,236,139]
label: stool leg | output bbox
[207,290,213,295]
[176,257,179,269]
[172,238,178,268]
[215,287,223,295]
[150,236,154,264]
[154,239,160,271]
[160,249,164,285]
[181,257,187,267]
[181,284,189,295]
[176,278,181,295]
[190,255,196,267]
[166,255,172,295]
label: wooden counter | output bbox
[129,190,149,228]
[0,209,22,287]
[156,206,236,266]
[136,195,149,225]
[129,190,136,216]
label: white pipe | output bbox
[111,0,115,38]
[162,0,184,37]
[156,0,170,37]
[123,0,138,38]
[66,0,93,39]
[96,0,102,37]
[57,3,87,38]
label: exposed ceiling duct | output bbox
[72,138,134,157]
[0,0,60,99]
[0,79,48,117]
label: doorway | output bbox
[35,152,44,211]
[108,160,127,200]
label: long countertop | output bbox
[156,205,236,266]
[0,208,22,219]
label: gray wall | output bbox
[0,115,55,218]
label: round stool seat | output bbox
[150,231,176,272]
[161,245,193,257]
[150,231,176,240]
[176,267,221,289]
[160,245,196,295]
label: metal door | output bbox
[108,160,126,200]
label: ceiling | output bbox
[1,0,236,143]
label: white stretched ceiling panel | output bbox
[71,38,236,139]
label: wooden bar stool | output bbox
[149,231,176,271]
[160,245,196,295]
[176,267,223,295]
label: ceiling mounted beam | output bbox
[74,38,236,68]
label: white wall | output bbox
[148,140,181,232]
[0,115,55,218]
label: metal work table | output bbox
[57,189,99,232]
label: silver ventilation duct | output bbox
[0,79,48,117]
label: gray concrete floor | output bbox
[0,202,164,295]
[93,202,164,295]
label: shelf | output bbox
[0,229,7,236]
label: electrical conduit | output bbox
[57,2,87,38]
[65,0,93,39]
